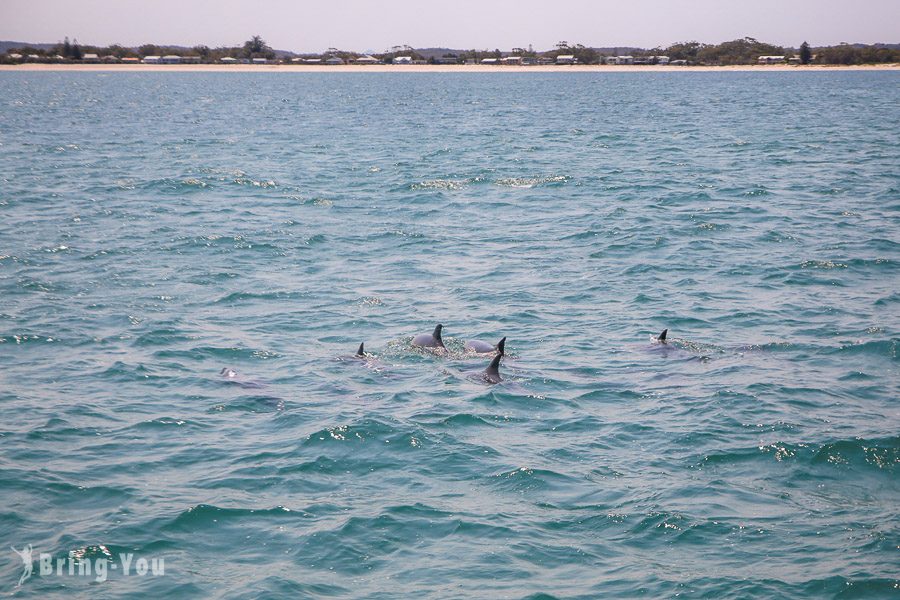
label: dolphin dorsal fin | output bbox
[658,329,668,342]
[485,354,502,378]
[496,337,507,356]
[432,323,443,342]
[356,342,365,356]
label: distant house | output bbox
[481,57,498,65]
[500,56,523,65]
[655,55,670,65]
[556,54,576,64]
[606,55,633,65]
[252,57,268,64]
[758,55,785,64]
[220,57,238,64]
[325,56,344,65]
[302,58,322,64]
[26,54,42,62]
[670,59,688,66]
[161,55,181,64]
[121,57,140,64]
[102,55,120,63]
[82,53,100,63]
[181,55,201,64]
[435,56,458,65]
[142,55,161,64]
[393,56,412,65]
[537,57,555,65]
[8,53,23,61]
[354,55,379,64]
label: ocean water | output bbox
[0,71,898,598]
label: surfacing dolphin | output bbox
[465,336,506,355]
[412,324,446,351]
[220,367,266,389]
[481,354,503,384]
[337,342,372,362]
[657,329,668,344]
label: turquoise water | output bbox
[1,71,898,598]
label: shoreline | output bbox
[2,63,899,73]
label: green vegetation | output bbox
[2,35,899,65]
[799,41,812,65]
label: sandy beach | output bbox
[2,63,898,73]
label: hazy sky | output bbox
[2,0,898,52]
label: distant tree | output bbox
[574,45,598,64]
[799,41,811,65]
[138,44,159,57]
[665,41,706,63]
[72,39,82,60]
[63,37,71,58]
[106,44,129,58]
[243,35,274,59]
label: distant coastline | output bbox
[2,63,898,73]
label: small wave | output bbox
[495,175,568,188]
[132,417,207,430]
[491,466,577,492]
[834,339,897,361]
[0,332,57,345]
[701,436,898,471]
[215,290,309,305]
[800,259,849,270]
[166,504,299,531]
[302,418,431,451]
[410,179,468,191]
[210,395,285,413]
[437,413,499,428]
[153,346,281,361]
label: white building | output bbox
[758,55,785,64]
[606,55,634,65]
[252,57,268,64]
[393,56,412,64]
[355,55,379,64]
[142,55,161,64]
[161,55,182,64]
[325,56,344,65]
[220,57,238,64]
[82,53,100,63]
[556,54,576,64]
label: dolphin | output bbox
[412,324,446,350]
[465,336,506,355]
[482,354,503,384]
[355,342,366,358]
[220,367,266,389]
[657,329,668,343]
